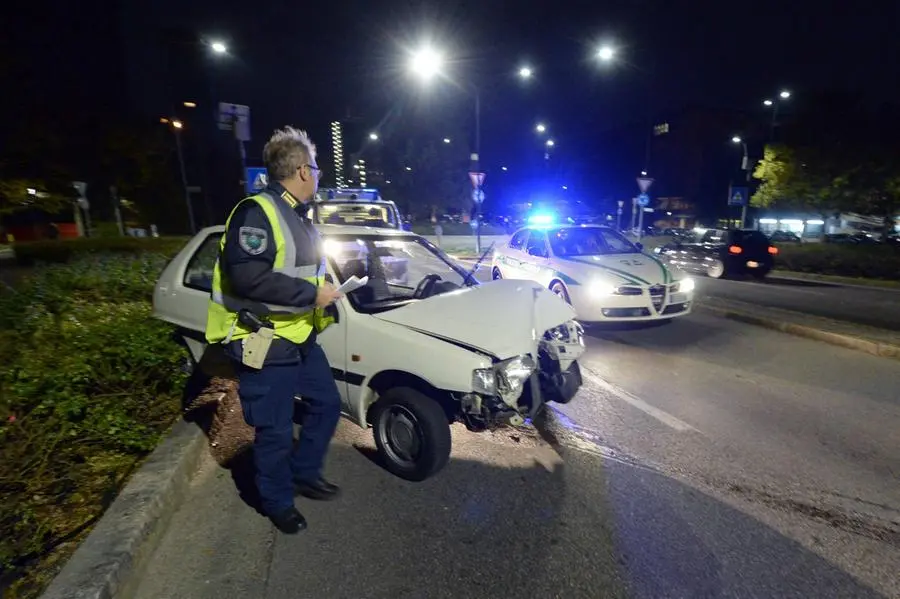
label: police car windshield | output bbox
[314,202,398,228]
[322,234,474,311]
[548,226,640,257]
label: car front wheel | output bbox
[550,280,571,304]
[492,266,503,280]
[370,387,452,482]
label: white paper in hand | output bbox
[337,275,368,294]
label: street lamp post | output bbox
[731,136,751,228]
[165,119,196,234]
[763,90,791,141]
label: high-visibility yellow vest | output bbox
[206,190,334,346]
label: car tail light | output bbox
[728,245,743,254]
[768,246,779,255]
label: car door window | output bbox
[525,231,549,258]
[183,233,221,292]
[702,230,725,244]
[508,230,529,250]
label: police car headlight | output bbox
[589,281,619,297]
[678,277,695,293]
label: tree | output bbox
[0,177,72,217]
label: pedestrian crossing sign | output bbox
[245,167,269,194]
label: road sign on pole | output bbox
[637,176,654,193]
[472,189,485,203]
[637,193,651,207]
[245,167,269,194]
[468,171,486,188]
[218,103,251,141]
[728,186,749,206]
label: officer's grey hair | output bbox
[263,126,318,181]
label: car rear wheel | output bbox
[370,387,452,482]
[706,259,726,279]
[492,267,502,280]
[550,280,571,304]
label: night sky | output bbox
[6,0,900,216]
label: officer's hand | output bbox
[315,283,343,308]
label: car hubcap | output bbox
[708,261,724,278]
[377,405,422,466]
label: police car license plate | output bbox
[747,261,760,268]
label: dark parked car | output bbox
[654,228,778,279]
[769,230,802,243]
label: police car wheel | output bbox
[492,267,502,280]
[371,387,452,482]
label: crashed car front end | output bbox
[456,319,585,430]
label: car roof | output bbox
[194,224,418,238]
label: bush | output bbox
[775,243,900,280]
[12,236,189,266]
[0,252,189,597]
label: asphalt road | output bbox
[133,312,900,599]
[695,275,900,331]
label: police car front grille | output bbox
[649,285,666,311]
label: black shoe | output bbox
[294,477,341,501]
[268,506,307,534]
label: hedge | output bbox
[12,236,190,266]
[774,243,900,280]
[0,252,190,597]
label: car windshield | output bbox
[323,234,475,311]
[547,227,640,257]
[313,202,399,228]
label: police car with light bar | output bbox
[308,188,410,231]
[491,219,694,323]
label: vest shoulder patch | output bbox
[238,226,268,255]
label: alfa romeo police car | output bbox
[491,223,694,322]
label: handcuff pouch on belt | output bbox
[237,309,275,369]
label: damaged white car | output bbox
[153,225,585,481]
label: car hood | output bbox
[373,279,576,359]
[557,253,677,286]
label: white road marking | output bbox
[580,366,701,433]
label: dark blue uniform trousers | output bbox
[237,344,342,516]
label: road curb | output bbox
[39,418,207,599]
[698,305,900,362]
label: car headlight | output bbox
[471,354,536,399]
[589,281,619,297]
[678,277,695,293]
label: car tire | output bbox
[706,259,726,279]
[492,267,503,280]
[370,387,452,482]
[550,280,571,304]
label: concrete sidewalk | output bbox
[696,296,900,361]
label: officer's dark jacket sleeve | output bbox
[222,201,317,307]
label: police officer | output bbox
[206,126,343,534]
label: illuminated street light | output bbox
[763,99,774,106]
[443,138,451,144]
[183,101,197,108]
[171,120,184,129]
[210,41,227,54]
[545,139,555,147]
[562,185,568,190]
[518,66,533,79]
[732,135,742,144]
[535,123,546,133]
[779,90,791,99]
[640,170,648,176]
[409,46,443,81]
[597,45,615,61]
[501,166,508,171]
[369,132,378,141]
[405,166,412,171]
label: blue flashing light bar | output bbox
[527,213,555,225]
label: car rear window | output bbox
[731,230,770,247]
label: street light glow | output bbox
[732,136,742,143]
[535,123,546,133]
[183,101,197,108]
[780,90,791,99]
[597,45,615,61]
[545,139,555,147]
[443,138,451,144]
[501,166,508,171]
[171,120,184,129]
[518,66,533,79]
[763,99,774,106]
[405,166,412,171]
[409,46,443,80]
[562,185,568,190]
[210,41,227,54]
[369,132,378,140]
